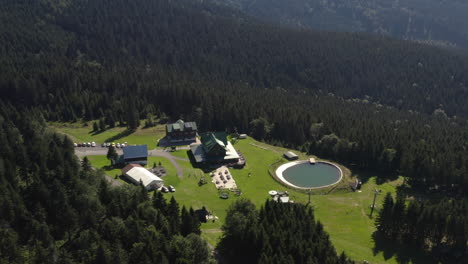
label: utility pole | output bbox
[370,188,380,218]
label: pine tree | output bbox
[375,192,394,237]
[391,194,406,240]
[189,207,201,235]
[180,206,191,236]
[106,146,118,165]
[167,196,180,234]
[82,156,92,172]
[99,119,106,131]
[93,122,99,132]
[94,243,110,264]
[152,191,167,213]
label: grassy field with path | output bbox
[53,122,433,263]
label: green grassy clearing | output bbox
[49,121,165,147]
[164,149,190,160]
[59,122,429,263]
[86,155,125,183]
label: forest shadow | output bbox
[102,165,114,171]
[104,128,135,143]
[89,129,105,136]
[118,175,133,184]
[372,232,438,264]
[348,166,399,186]
[395,181,463,202]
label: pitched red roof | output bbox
[121,163,143,174]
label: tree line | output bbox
[2,0,468,117]
[216,0,468,48]
[0,0,466,196]
[217,199,355,264]
[376,193,467,263]
[0,106,212,264]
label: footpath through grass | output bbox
[55,122,430,263]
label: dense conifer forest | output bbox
[216,0,468,48]
[1,0,466,193]
[0,106,211,263]
[375,193,467,263]
[217,199,355,264]
[2,0,468,117]
[0,0,467,262]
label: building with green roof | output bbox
[190,132,241,165]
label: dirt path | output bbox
[203,228,222,233]
[149,149,187,177]
[249,142,281,153]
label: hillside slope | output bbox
[0,0,466,194]
[1,0,468,116]
[217,0,468,48]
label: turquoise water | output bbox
[282,162,341,188]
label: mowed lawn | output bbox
[59,122,428,263]
[157,139,416,264]
[49,121,166,147]
[86,156,179,185]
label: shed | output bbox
[121,164,163,190]
[284,151,298,160]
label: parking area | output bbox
[74,147,123,157]
[74,142,129,148]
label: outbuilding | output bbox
[122,145,148,165]
[121,164,163,190]
[283,151,298,160]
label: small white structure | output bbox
[239,134,247,139]
[309,158,316,164]
[122,164,163,190]
[284,151,298,160]
[272,191,291,203]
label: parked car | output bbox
[168,185,176,192]
[161,186,169,193]
[86,142,91,147]
[116,143,121,148]
[82,142,86,147]
[91,142,96,147]
[73,143,78,147]
[111,143,115,147]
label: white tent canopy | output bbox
[124,166,163,190]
